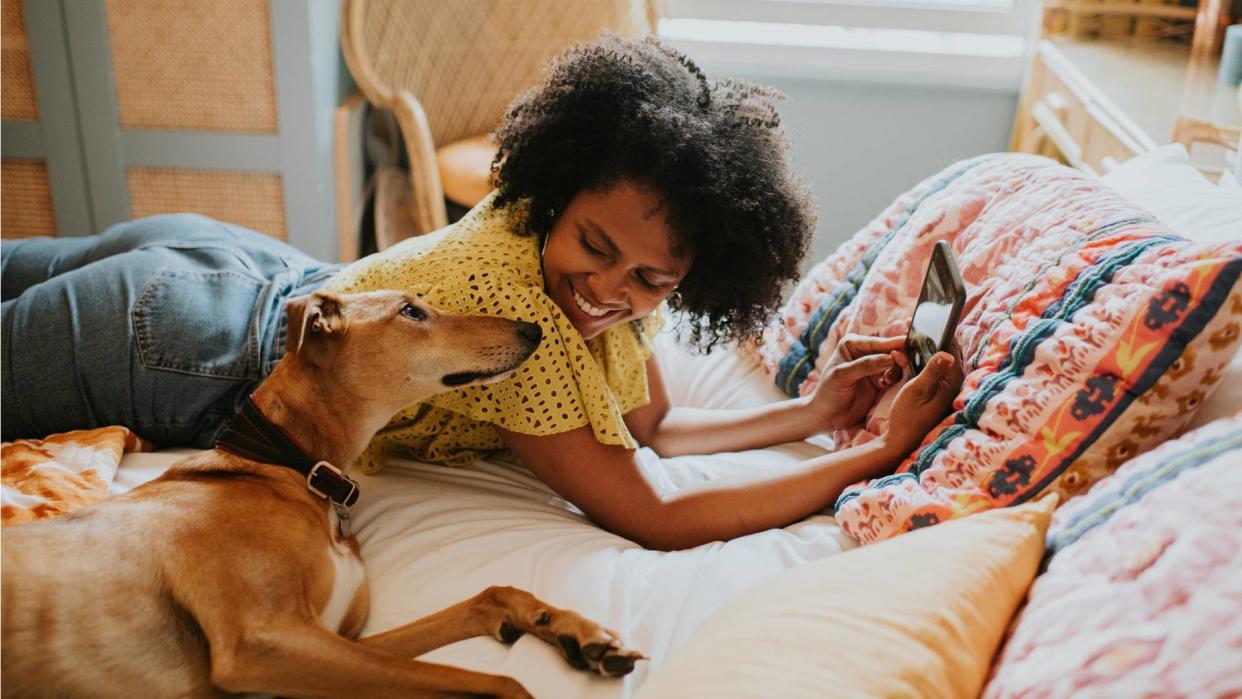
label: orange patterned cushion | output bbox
[759,154,1242,544]
[1,427,151,526]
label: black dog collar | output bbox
[215,396,360,508]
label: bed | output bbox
[21,144,1242,698]
[109,333,852,698]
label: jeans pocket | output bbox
[133,270,268,379]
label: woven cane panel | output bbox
[2,158,56,238]
[353,0,651,145]
[106,0,277,132]
[128,168,286,240]
[2,0,38,120]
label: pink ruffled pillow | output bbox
[982,413,1242,698]
[758,154,1242,543]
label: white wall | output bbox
[721,74,1018,269]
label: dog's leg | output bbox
[360,585,644,677]
[210,621,533,699]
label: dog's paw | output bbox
[498,611,645,676]
[479,586,646,677]
[557,630,645,677]
[534,613,645,680]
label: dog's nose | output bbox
[517,321,543,346]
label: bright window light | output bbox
[781,0,1014,10]
[659,18,1026,58]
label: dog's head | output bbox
[284,290,542,411]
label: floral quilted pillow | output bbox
[983,413,1242,698]
[758,153,1242,544]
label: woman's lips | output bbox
[563,278,623,329]
[572,286,611,317]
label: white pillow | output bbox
[1100,143,1242,244]
[1189,174,1242,430]
[1101,145,1241,429]
[1222,170,1241,197]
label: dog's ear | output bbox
[285,292,346,355]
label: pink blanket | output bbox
[983,413,1242,698]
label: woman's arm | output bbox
[623,357,820,456]
[501,423,900,550]
[625,335,907,457]
[501,352,960,551]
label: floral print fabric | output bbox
[759,154,1242,543]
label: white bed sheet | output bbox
[112,333,857,698]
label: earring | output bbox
[540,208,556,258]
[668,289,682,306]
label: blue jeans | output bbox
[1,214,342,448]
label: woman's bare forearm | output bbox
[630,438,902,550]
[625,357,831,457]
[644,398,823,457]
[502,423,904,552]
[634,351,962,550]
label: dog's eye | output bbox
[400,304,427,321]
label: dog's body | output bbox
[3,450,366,698]
[2,291,641,699]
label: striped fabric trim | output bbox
[965,216,1157,371]
[1045,429,1242,559]
[855,471,918,492]
[1019,256,1242,502]
[912,235,1180,474]
[777,273,863,397]
[833,232,1184,512]
[774,154,996,398]
[835,249,1240,514]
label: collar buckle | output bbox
[307,461,360,507]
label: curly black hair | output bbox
[491,33,814,352]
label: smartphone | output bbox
[905,241,966,374]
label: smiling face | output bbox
[540,181,693,341]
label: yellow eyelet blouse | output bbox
[324,194,662,472]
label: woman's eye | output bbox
[578,232,608,259]
[401,304,427,321]
[635,272,661,291]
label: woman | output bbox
[2,36,960,550]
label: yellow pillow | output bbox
[635,498,1055,699]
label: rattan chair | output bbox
[339,0,662,248]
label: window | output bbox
[659,0,1035,88]
[665,0,1036,37]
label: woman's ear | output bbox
[285,292,346,355]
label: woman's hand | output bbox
[807,335,907,431]
[880,351,963,455]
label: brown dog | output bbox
[1,290,643,699]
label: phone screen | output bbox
[905,242,965,374]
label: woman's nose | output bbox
[586,271,627,307]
